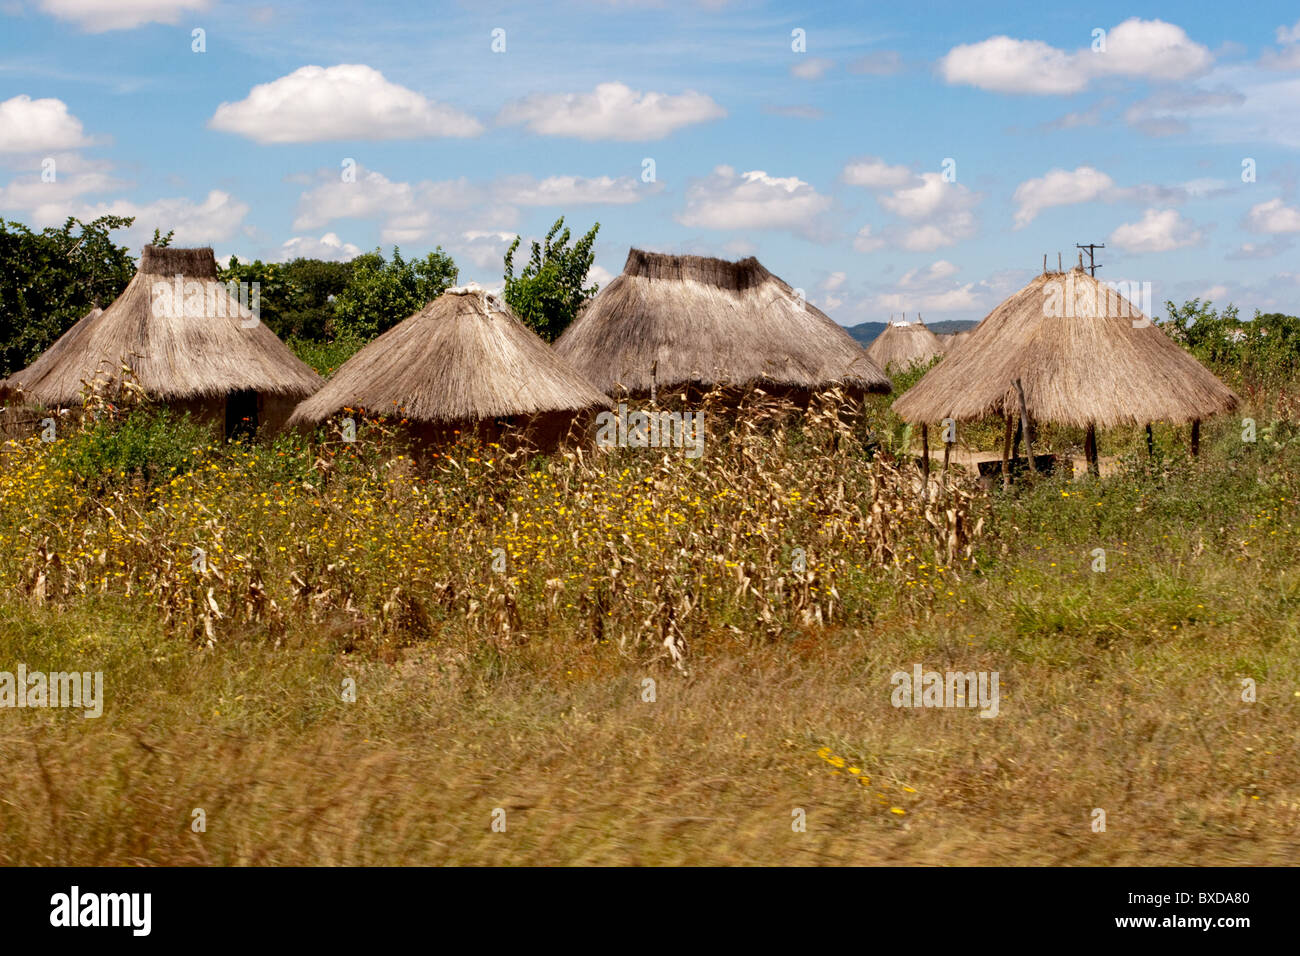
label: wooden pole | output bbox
[920,423,930,501]
[1012,416,1022,460]
[1014,379,1038,473]
[1085,422,1099,477]
[650,359,658,406]
[1191,419,1201,457]
[1145,423,1154,457]
[942,425,952,490]
[1001,414,1013,490]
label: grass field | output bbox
[1,384,1297,865]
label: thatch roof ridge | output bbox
[2,245,322,407]
[622,248,774,290]
[553,248,891,395]
[138,245,219,278]
[287,287,608,426]
[892,266,1239,427]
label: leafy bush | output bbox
[49,406,211,490]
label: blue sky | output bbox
[3,0,1300,326]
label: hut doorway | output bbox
[225,390,259,440]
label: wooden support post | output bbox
[1145,423,1154,457]
[942,427,952,491]
[650,359,658,406]
[1012,416,1022,460]
[1014,379,1038,473]
[1001,414,1013,490]
[1085,422,1099,477]
[1191,419,1201,458]
[920,423,930,501]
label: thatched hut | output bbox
[892,265,1239,479]
[867,318,944,372]
[1,246,322,436]
[553,249,890,400]
[287,285,607,449]
[936,329,971,352]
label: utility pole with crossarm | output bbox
[1076,242,1104,277]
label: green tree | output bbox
[503,217,600,342]
[331,246,458,342]
[0,215,136,375]
[279,258,358,340]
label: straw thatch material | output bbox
[288,286,607,427]
[2,246,321,407]
[867,320,944,372]
[553,249,891,396]
[893,267,1239,427]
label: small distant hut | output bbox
[892,265,1240,481]
[866,317,945,373]
[1,246,322,436]
[553,249,890,400]
[287,286,607,449]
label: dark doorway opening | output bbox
[225,390,259,440]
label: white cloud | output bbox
[940,36,1085,95]
[588,263,617,287]
[841,156,915,189]
[1092,18,1214,81]
[497,82,724,141]
[939,18,1212,95]
[293,169,425,231]
[24,190,250,246]
[899,260,959,286]
[210,65,483,144]
[1227,238,1292,260]
[0,95,90,153]
[453,231,517,272]
[38,0,210,32]
[822,270,847,291]
[1008,165,1222,227]
[1261,45,1300,71]
[791,57,833,80]
[676,165,832,238]
[278,233,361,262]
[1012,166,1114,227]
[1245,197,1300,234]
[292,165,640,246]
[1108,208,1203,252]
[852,225,884,252]
[494,174,644,206]
[0,167,119,208]
[877,172,979,250]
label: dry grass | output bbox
[0,386,1297,865]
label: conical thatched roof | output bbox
[288,286,607,426]
[2,246,321,406]
[893,267,1239,427]
[553,249,890,395]
[867,319,944,372]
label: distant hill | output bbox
[842,318,977,346]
